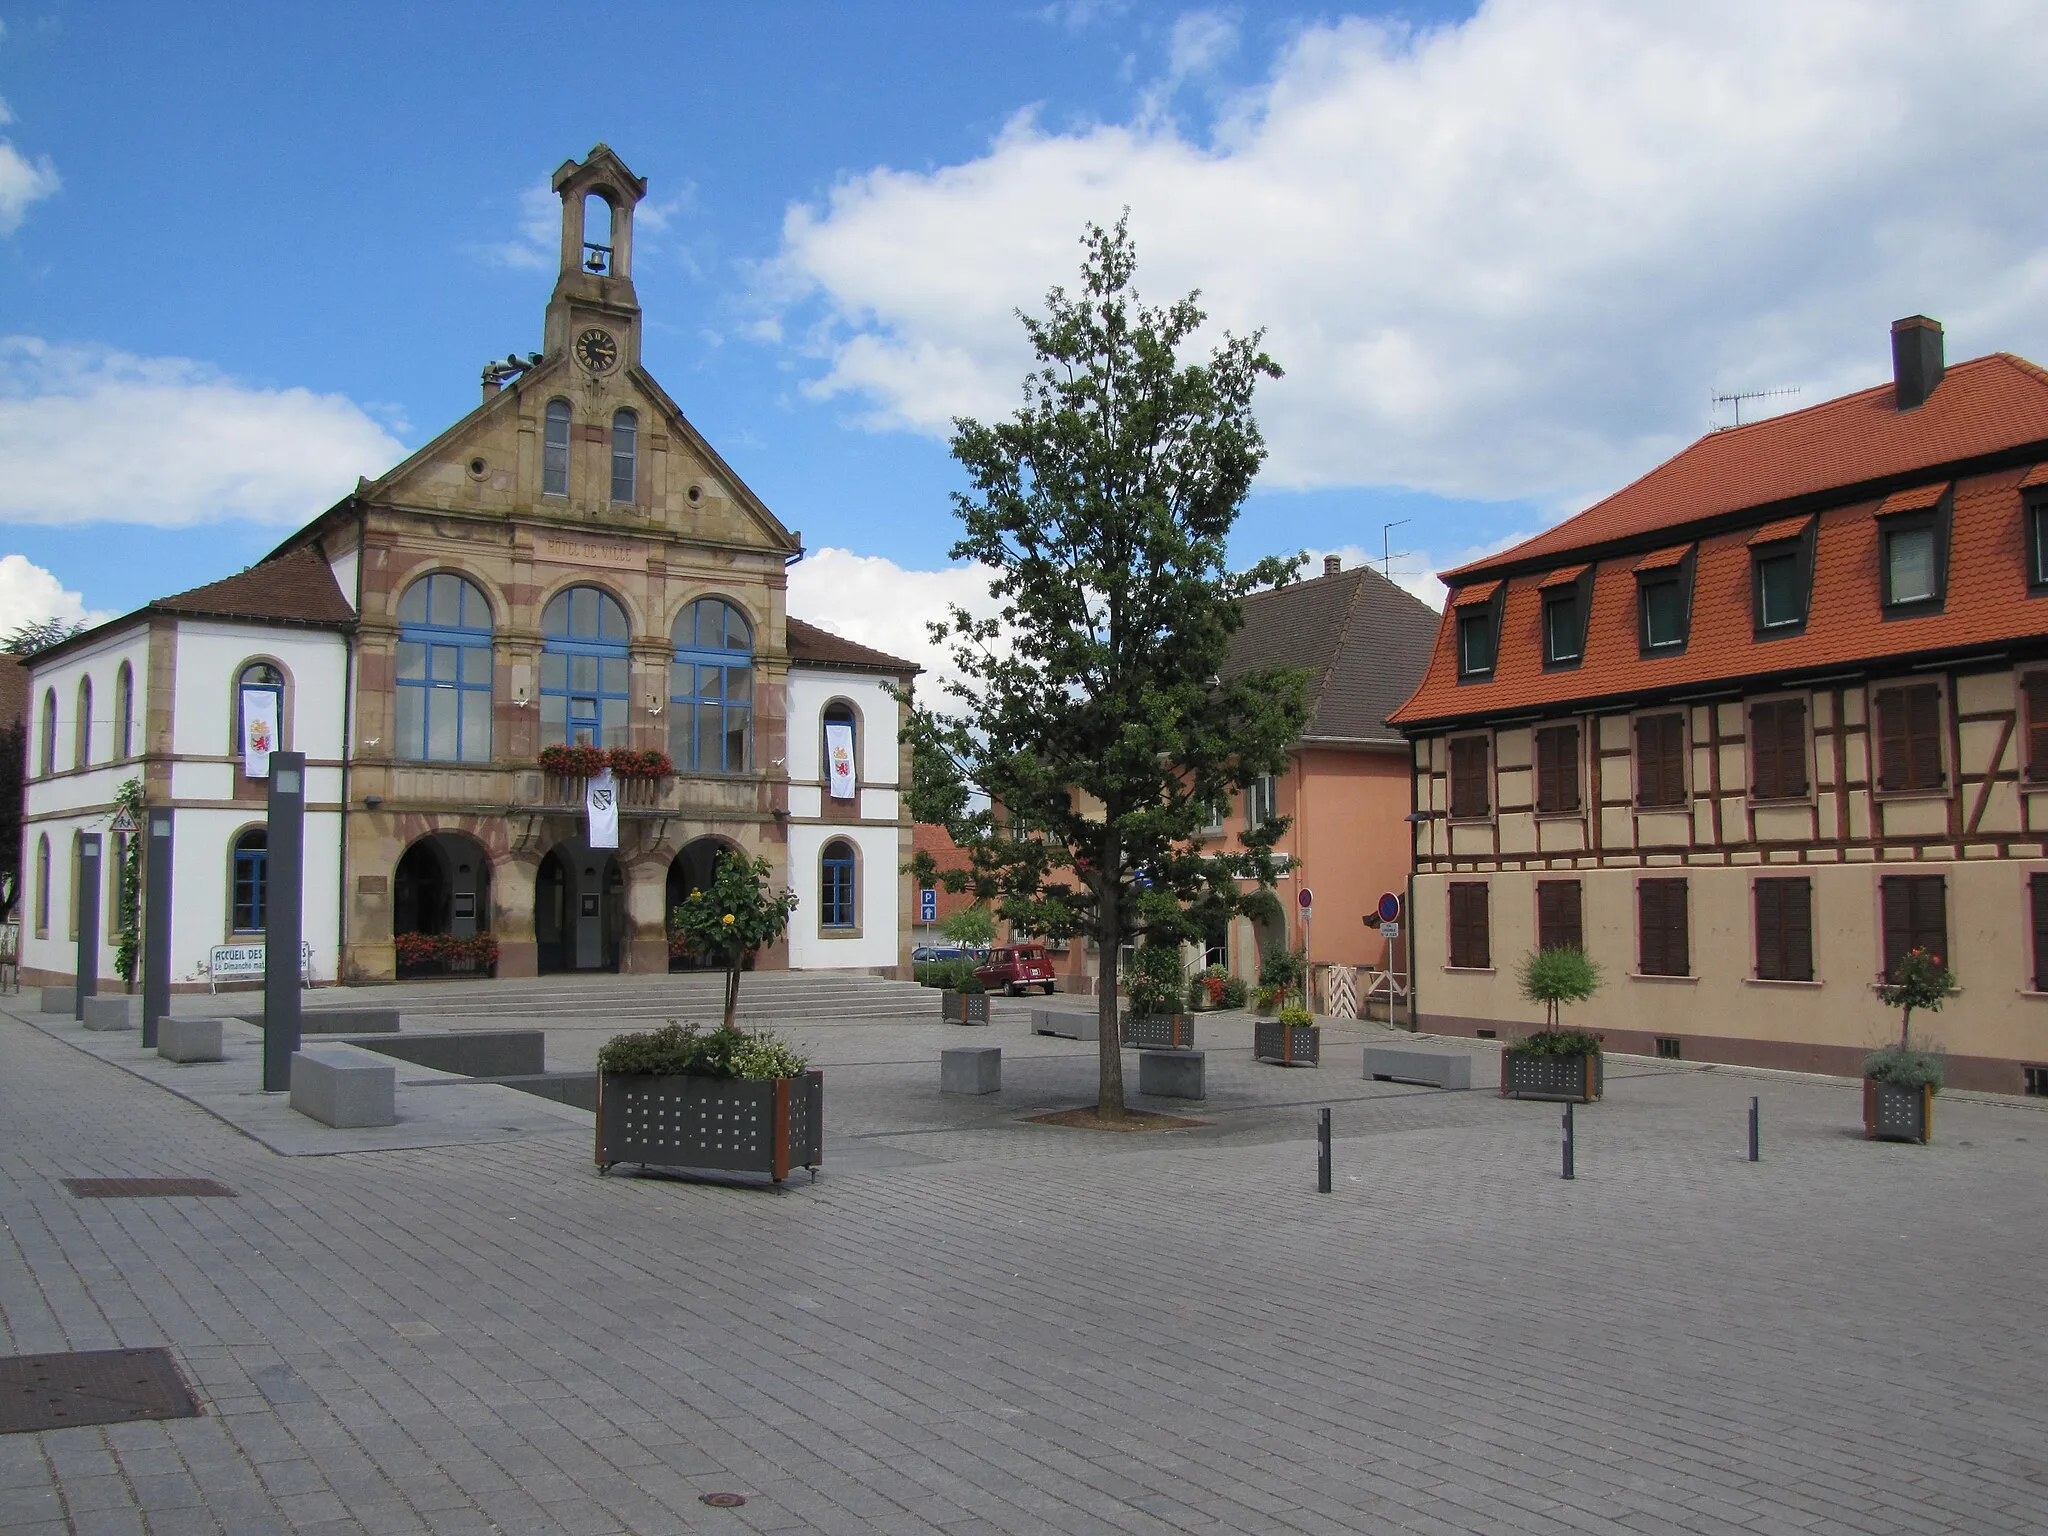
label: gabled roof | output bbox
[1228,563,1441,746]
[786,617,919,677]
[148,546,355,627]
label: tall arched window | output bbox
[75,676,92,768]
[114,663,133,760]
[821,839,856,930]
[670,598,752,773]
[38,689,55,776]
[33,833,49,937]
[543,398,571,497]
[822,700,858,799]
[232,829,268,933]
[611,409,637,503]
[541,586,630,747]
[235,662,284,764]
[396,573,494,763]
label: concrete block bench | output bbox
[1032,1009,1099,1042]
[289,1045,397,1128]
[82,996,135,1032]
[244,1007,400,1035]
[1138,1048,1205,1100]
[40,986,75,1015]
[941,1046,1002,1095]
[1364,1046,1472,1091]
[158,1016,224,1064]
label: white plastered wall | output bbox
[783,665,904,970]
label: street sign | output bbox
[109,806,136,833]
[1380,922,1401,939]
[919,888,938,923]
[1376,891,1402,924]
[1297,887,1314,909]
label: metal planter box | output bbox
[1863,1078,1933,1143]
[1253,1020,1320,1066]
[1500,1050,1603,1103]
[941,990,991,1025]
[1120,1013,1195,1051]
[596,1070,823,1183]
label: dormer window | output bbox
[1539,565,1591,669]
[2026,493,2048,593]
[543,399,571,497]
[1451,581,1501,681]
[1875,483,1949,613]
[1885,525,1937,604]
[1748,515,1814,636]
[1634,545,1694,655]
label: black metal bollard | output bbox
[1317,1107,1332,1193]
[1749,1096,1760,1162]
[1561,1101,1575,1180]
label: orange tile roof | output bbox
[1537,564,1588,589]
[1449,580,1500,607]
[1875,482,1948,515]
[1747,515,1813,546]
[1632,545,1690,572]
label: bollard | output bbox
[1561,1101,1575,1181]
[1317,1107,1332,1193]
[1749,1096,1760,1162]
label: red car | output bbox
[974,943,1059,996]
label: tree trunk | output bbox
[1095,850,1126,1123]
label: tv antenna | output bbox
[1382,519,1411,580]
[1711,385,1800,430]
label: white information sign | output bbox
[1380,922,1401,939]
[240,688,280,778]
[586,767,619,850]
[824,721,856,800]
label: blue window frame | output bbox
[232,830,268,933]
[396,574,494,764]
[821,839,855,929]
[669,598,752,773]
[543,399,571,497]
[541,586,630,748]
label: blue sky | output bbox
[5,1,2048,672]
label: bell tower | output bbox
[543,144,647,373]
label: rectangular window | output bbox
[1874,683,1944,792]
[1880,874,1946,980]
[1756,550,1802,628]
[1749,697,1809,800]
[1754,878,1813,982]
[1448,882,1490,969]
[1638,878,1689,977]
[1634,712,1685,807]
[1543,591,1581,665]
[2028,674,2048,782]
[1448,736,1490,819]
[1534,723,1581,814]
[2029,499,2048,591]
[1884,524,1938,605]
[1246,773,1278,829]
[233,845,268,934]
[1457,610,1496,678]
[1536,879,1582,952]
[2032,874,2048,993]
[1641,576,1686,650]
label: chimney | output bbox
[1323,554,1342,576]
[1891,316,1944,411]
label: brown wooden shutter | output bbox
[1535,730,1556,813]
[1537,880,1582,951]
[1906,684,1942,790]
[1639,878,1688,976]
[1750,699,1807,799]
[2026,674,2048,782]
[1911,874,1947,963]
[1450,737,1490,818]
[2032,874,2048,992]
[1535,725,1579,813]
[1876,690,1909,791]
[1449,882,1490,968]
[1779,699,1808,796]
[1751,703,1781,799]
[1880,875,1912,978]
[1756,878,1812,982]
[1754,879,1782,980]
[1636,713,1684,806]
[1656,715,1684,804]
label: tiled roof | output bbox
[786,617,919,676]
[1228,564,1441,745]
[150,546,355,627]
[1445,352,2048,579]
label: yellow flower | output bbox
[722,913,736,926]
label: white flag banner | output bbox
[240,688,280,778]
[586,767,619,849]
[825,722,856,800]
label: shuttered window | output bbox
[1536,880,1583,952]
[1749,698,1809,800]
[2026,674,2048,782]
[1637,878,1689,976]
[1754,878,1813,982]
[1533,724,1581,814]
[2032,874,2048,993]
[1449,736,1491,819]
[1448,883,1490,969]
[1874,684,1943,792]
[1634,713,1685,807]
[1879,875,1946,981]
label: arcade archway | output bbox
[665,836,738,972]
[535,839,623,974]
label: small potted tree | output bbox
[1252,950,1317,1065]
[667,852,798,1030]
[595,1020,822,1183]
[941,965,990,1024]
[1864,947,1953,1144]
[1501,947,1604,1102]
[1120,942,1194,1050]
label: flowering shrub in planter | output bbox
[595,1021,822,1183]
[537,745,675,780]
[395,932,499,977]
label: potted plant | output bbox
[668,852,798,1029]
[941,970,990,1025]
[595,1021,822,1183]
[1501,946,1604,1101]
[1864,947,1953,1143]
[1120,942,1193,1050]
[1255,1002,1320,1066]
[1253,947,1305,1015]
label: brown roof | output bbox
[1228,563,1441,746]
[148,546,355,627]
[786,617,919,676]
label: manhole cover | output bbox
[0,1349,200,1435]
[700,1492,747,1508]
[62,1178,236,1199]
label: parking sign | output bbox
[919,888,937,923]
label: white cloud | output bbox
[0,554,112,634]
[0,338,406,528]
[768,1,2048,516]
[785,547,1002,704]
[0,139,58,235]
[471,183,559,271]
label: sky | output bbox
[5,0,2048,680]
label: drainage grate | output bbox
[0,1348,200,1435]
[62,1178,237,1199]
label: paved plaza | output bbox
[2,977,2046,1535]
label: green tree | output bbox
[668,852,798,1030]
[908,218,1311,1121]
[1516,946,1601,1032]
[938,904,996,947]
[112,778,144,984]
[1875,946,1956,1049]
[3,618,84,656]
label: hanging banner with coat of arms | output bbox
[825,722,856,800]
[586,766,619,849]
[240,688,280,778]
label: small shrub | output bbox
[915,959,977,990]
[1517,946,1602,1031]
[1258,948,1306,992]
[939,905,997,947]
[1862,1042,1945,1090]
[1219,974,1248,1009]
[1875,947,1956,1049]
[597,1020,808,1080]
[954,973,987,994]
[1126,942,1186,1017]
[1254,983,1281,1015]
[1509,1028,1604,1058]
[1278,1004,1315,1028]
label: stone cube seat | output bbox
[1032,1009,1099,1041]
[1137,1048,1205,1100]
[157,1016,224,1064]
[40,986,75,1015]
[82,996,135,1032]
[941,1046,1002,1095]
[1364,1046,1472,1091]
[289,1045,397,1129]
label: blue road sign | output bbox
[919,888,938,922]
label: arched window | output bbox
[670,598,752,773]
[232,829,268,934]
[38,689,55,776]
[822,700,858,800]
[543,398,571,497]
[235,662,284,761]
[114,663,133,760]
[33,833,49,937]
[396,573,494,763]
[75,676,92,768]
[541,586,630,747]
[611,409,637,503]
[821,839,856,930]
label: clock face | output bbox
[575,328,620,374]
